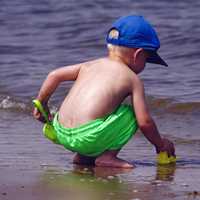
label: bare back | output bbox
[58,58,134,128]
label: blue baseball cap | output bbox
[106,15,168,67]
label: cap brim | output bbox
[146,51,168,67]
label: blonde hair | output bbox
[107,43,133,56]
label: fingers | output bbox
[157,138,176,157]
[40,104,52,122]
[168,140,175,157]
[33,108,46,123]
[164,139,176,157]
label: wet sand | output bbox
[1,164,200,200]
[0,111,200,200]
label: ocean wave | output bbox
[147,96,200,114]
[0,95,199,116]
[0,95,30,113]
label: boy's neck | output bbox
[108,52,130,67]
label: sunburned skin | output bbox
[58,58,134,128]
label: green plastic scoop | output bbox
[32,99,59,144]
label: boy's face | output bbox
[130,48,149,74]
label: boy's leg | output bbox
[95,150,134,168]
[73,153,96,165]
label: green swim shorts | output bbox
[52,104,138,157]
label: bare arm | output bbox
[33,63,81,122]
[131,75,175,155]
[36,64,81,103]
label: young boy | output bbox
[33,15,175,168]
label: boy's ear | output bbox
[133,48,144,63]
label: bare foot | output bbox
[95,151,134,168]
[95,157,134,168]
[73,153,96,166]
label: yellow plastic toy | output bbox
[33,99,59,144]
[157,152,176,165]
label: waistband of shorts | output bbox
[53,104,133,134]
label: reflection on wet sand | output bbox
[36,164,177,200]
[155,163,176,181]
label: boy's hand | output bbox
[33,107,46,123]
[156,138,176,157]
[33,103,52,123]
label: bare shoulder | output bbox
[59,59,99,71]
[81,58,106,66]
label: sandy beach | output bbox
[0,111,200,200]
